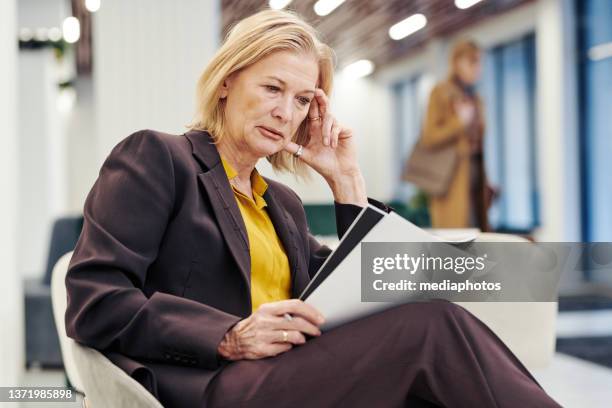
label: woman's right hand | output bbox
[454,99,476,127]
[217,299,325,361]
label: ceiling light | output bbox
[455,0,484,9]
[62,17,80,44]
[342,59,374,79]
[85,0,101,13]
[269,0,292,9]
[314,0,346,17]
[389,14,427,41]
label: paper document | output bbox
[302,205,450,330]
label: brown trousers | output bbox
[204,301,561,408]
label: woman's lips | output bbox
[257,126,283,140]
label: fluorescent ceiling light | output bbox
[343,59,374,79]
[455,0,484,9]
[85,0,101,13]
[269,0,292,10]
[62,17,80,44]
[588,42,612,61]
[314,0,346,17]
[389,14,427,41]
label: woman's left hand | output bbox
[284,89,367,206]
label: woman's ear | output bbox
[219,80,229,99]
[219,74,235,99]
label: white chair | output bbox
[319,231,558,370]
[455,233,558,370]
[51,251,164,408]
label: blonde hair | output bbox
[190,9,335,175]
[449,39,481,77]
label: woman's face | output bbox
[456,54,482,85]
[220,51,319,158]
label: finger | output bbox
[272,330,306,345]
[338,126,353,140]
[330,120,341,149]
[261,299,325,326]
[285,316,322,337]
[314,88,328,119]
[322,113,333,146]
[269,315,322,337]
[282,141,312,164]
[308,91,320,121]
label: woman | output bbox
[65,10,559,408]
[421,40,494,231]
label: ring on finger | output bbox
[282,330,289,343]
[309,116,321,121]
[293,144,304,159]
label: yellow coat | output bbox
[420,79,489,230]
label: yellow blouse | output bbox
[221,158,292,313]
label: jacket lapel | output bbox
[264,188,310,298]
[184,130,310,299]
[185,131,251,292]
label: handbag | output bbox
[401,140,459,197]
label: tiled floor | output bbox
[533,353,612,407]
[15,310,612,407]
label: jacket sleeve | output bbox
[420,83,465,149]
[65,130,240,370]
[306,198,389,278]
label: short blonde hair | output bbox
[190,9,335,175]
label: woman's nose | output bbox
[271,97,293,123]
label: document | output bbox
[301,205,449,331]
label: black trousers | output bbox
[204,300,561,407]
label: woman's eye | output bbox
[265,85,280,93]
[298,97,311,106]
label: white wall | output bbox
[93,0,220,167]
[18,49,68,279]
[0,0,24,386]
[66,77,99,213]
[18,0,68,29]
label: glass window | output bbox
[578,0,612,242]
[480,34,539,232]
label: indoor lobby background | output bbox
[1,0,611,406]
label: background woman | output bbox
[421,40,496,231]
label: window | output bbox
[480,34,539,232]
[578,0,612,242]
[392,74,435,203]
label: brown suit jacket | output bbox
[65,129,380,407]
